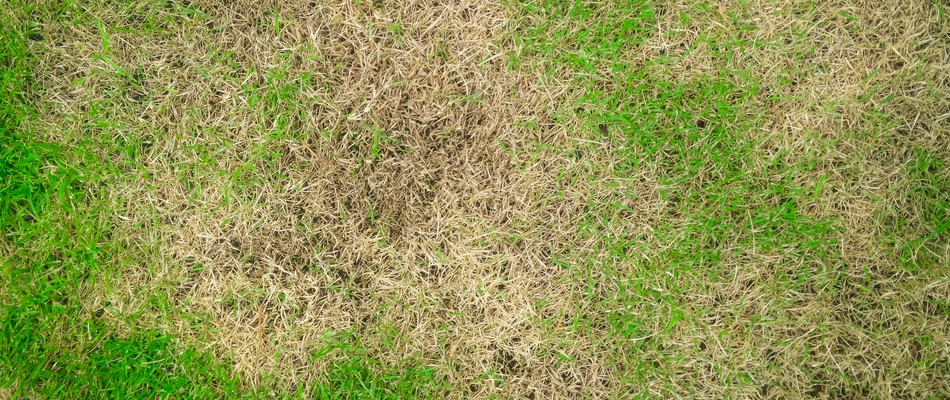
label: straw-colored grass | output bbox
[5,0,949,398]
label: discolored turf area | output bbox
[2,0,949,398]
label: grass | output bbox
[1,4,249,399]
[899,148,950,272]
[3,0,949,398]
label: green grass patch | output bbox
[895,149,950,272]
[309,331,445,399]
[510,0,656,73]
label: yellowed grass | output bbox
[24,0,950,397]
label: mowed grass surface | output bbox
[2,0,949,398]
[1,4,250,399]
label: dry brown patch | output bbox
[28,0,613,396]
[24,0,950,397]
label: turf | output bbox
[2,0,949,398]
[1,4,248,399]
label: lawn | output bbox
[2,0,949,398]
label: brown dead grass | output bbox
[32,0,601,396]
[24,0,950,398]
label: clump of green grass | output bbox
[0,6,45,231]
[896,149,950,272]
[509,0,656,73]
[309,330,445,399]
